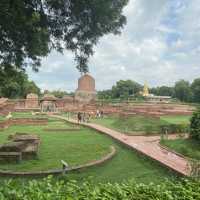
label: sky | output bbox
[28,0,200,92]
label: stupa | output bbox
[142,82,149,97]
[25,93,39,108]
[74,74,96,103]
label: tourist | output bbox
[96,109,100,118]
[77,112,82,124]
[86,113,91,123]
[83,112,86,122]
[100,110,104,118]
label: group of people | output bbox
[77,109,104,123]
[77,112,91,123]
[96,109,104,118]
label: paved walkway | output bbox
[54,115,190,176]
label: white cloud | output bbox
[28,0,200,91]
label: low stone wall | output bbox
[0,146,116,177]
[0,118,48,129]
[43,128,81,132]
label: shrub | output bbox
[0,176,200,200]
[190,108,200,140]
[160,124,189,135]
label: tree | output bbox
[190,108,200,140]
[98,90,112,100]
[191,78,200,103]
[150,86,174,97]
[109,80,142,99]
[0,65,40,98]
[49,90,69,98]
[174,80,192,102]
[0,0,128,73]
[23,81,41,97]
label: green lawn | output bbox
[161,139,200,160]
[0,115,6,121]
[92,115,169,135]
[92,115,191,135]
[0,117,175,183]
[160,115,191,125]
[0,119,110,171]
[11,112,47,119]
[66,143,175,184]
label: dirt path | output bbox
[54,115,190,176]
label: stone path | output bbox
[54,115,190,176]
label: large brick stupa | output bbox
[75,74,96,103]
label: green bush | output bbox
[0,176,200,200]
[190,108,200,140]
[160,123,189,134]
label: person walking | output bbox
[77,112,82,124]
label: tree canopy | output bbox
[0,66,40,98]
[174,80,192,102]
[191,78,200,103]
[150,86,174,97]
[0,0,128,73]
[98,80,142,100]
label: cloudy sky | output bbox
[28,0,200,92]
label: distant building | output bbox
[140,82,172,102]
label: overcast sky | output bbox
[28,0,200,92]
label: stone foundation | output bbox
[0,133,40,163]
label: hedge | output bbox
[160,124,189,135]
[0,176,200,200]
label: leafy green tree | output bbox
[111,80,142,99]
[150,86,174,97]
[0,65,40,98]
[190,108,200,140]
[23,81,41,97]
[0,0,128,73]
[174,80,192,102]
[98,80,142,100]
[191,78,200,102]
[50,90,69,98]
[98,90,113,100]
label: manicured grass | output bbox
[92,115,169,135]
[160,115,191,125]
[66,143,175,184]
[11,112,46,119]
[0,116,6,121]
[0,119,111,171]
[161,138,200,160]
[0,117,175,183]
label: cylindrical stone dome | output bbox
[77,74,95,92]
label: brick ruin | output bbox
[74,74,97,103]
[0,95,195,118]
[0,74,195,117]
[25,93,39,109]
[0,133,40,163]
[0,98,15,116]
